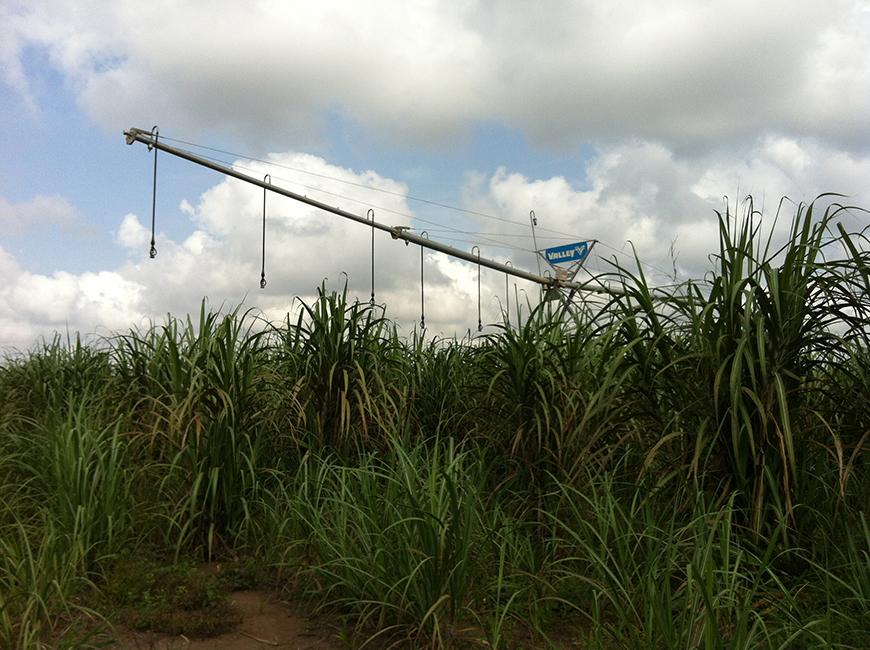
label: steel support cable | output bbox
[159,132,702,285]
[417,228,578,240]
[125,127,687,302]
[167,148,535,255]
[421,235,528,253]
[156,133,588,240]
[593,239,679,282]
[232,144,656,268]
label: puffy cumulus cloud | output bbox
[116,212,150,248]
[475,0,870,149]
[462,141,710,281]
[462,136,870,283]
[692,136,870,210]
[0,3,34,109]
[0,152,505,351]
[7,270,143,331]
[129,152,504,335]
[0,194,77,234]
[3,1,870,150]
[106,152,423,320]
[1,0,488,146]
[3,137,870,352]
[0,245,146,351]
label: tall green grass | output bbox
[614,199,870,539]
[0,197,867,647]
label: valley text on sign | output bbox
[543,241,590,265]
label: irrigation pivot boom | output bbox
[124,127,653,300]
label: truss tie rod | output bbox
[124,127,646,298]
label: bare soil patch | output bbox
[110,590,344,649]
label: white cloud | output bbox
[0,195,77,234]
[0,3,36,111]
[462,135,870,283]
[3,0,869,150]
[0,245,145,351]
[2,135,869,352]
[116,212,149,248]
[3,0,869,354]
[0,152,508,351]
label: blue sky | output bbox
[2,0,869,350]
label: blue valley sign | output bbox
[542,241,590,266]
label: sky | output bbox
[1,0,870,351]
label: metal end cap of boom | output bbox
[124,127,154,145]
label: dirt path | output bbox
[112,591,344,649]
